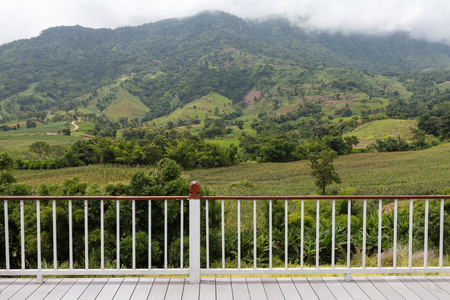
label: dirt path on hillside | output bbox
[71,118,82,131]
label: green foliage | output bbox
[308,150,341,194]
[0,152,15,170]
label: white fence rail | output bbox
[0,182,449,284]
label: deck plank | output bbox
[413,276,450,300]
[26,278,62,300]
[338,277,371,300]
[292,277,319,300]
[366,277,404,300]
[8,279,42,300]
[113,278,139,300]
[398,276,439,300]
[427,276,450,292]
[148,278,169,300]
[277,278,301,300]
[199,278,216,300]
[182,282,200,299]
[44,278,78,300]
[322,277,354,300]
[246,278,268,300]
[308,277,336,300]
[130,278,154,300]
[231,278,251,300]
[0,277,17,292]
[352,277,387,300]
[165,278,185,300]
[95,278,123,299]
[1,278,33,299]
[381,276,421,300]
[78,277,108,300]
[61,278,93,300]
[262,278,285,300]
[216,278,234,300]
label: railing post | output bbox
[189,181,201,284]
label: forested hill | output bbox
[2,11,450,117]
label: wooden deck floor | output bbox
[1,276,450,299]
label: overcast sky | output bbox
[1,0,449,46]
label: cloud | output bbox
[1,0,450,45]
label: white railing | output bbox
[0,181,449,284]
[200,195,449,282]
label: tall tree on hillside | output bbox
[308,149,341,194]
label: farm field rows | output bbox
[187,143,450,196]
[10,143,450,196]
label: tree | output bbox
[26,119,37,128]
[0,152,15,170]
[29,141,52,158]
[308,149,341,194]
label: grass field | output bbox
[344,119,418,147]
[0,121,84,155]
[152,93,238,126]
[187,143,450,196]
[10,143,449,196]
[103,87,150,120]
[13,164,154,186]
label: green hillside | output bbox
[152,93,238,126]
[345,119,418,147]
[103,87,149,120]
[2,11,450,122]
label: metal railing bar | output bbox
[181,199,184,270]
[0,196,190,201]
[409,199,413,269]
[53,200,57,270]
[347,199,351,269]
[363,199,366,269]
[238,199,241,270]
[221,199,225,270]
[316,199,319,269]
[4,200,9,270]
[37,200,41,271]
[117,200,120,270]
[148,200,151,269]
[285,199,288,269]
[101,199,104,270]
[424,199,429,268]
[1,266,449,277]
[393,199,398,268]
[269,199,272,269]
[201,266,450,275]
[69,200,73,270]
[1,195,448,201]
[206,199,209,269]
[439,198,444,268]
[84,200,88,270]
[132,199,136,270]
[253,199,257,270]
[200,195,448,200]
[332,199,335,269]
[164,199,167,270]
[378,199,382,269]
[21,199,25,270]
[301,199,304,269]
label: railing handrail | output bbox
[1,195,448,201]
[201,195,450,200]
[0,196,189,201]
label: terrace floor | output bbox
[1,275,450,299]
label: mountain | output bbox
[1,11,450,121]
